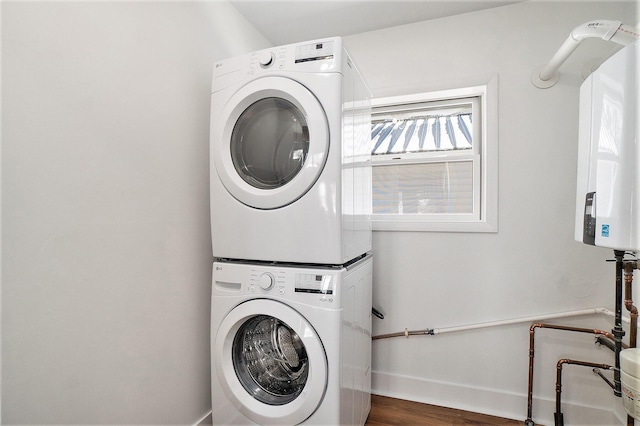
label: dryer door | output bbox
[212,76,329,209]
[214,299,327,425]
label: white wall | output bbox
[1,2,269,423]
[345,1,637,424]
[4,1,637,424]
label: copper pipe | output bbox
[526,323,619,426]
[527,253,636,425]
[555,359,613,426]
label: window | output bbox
[370,79,498,232]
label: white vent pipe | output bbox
[531,20,640,88]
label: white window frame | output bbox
[370,76,498,232]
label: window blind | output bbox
[371,103,473,155]
[372,160,474,215]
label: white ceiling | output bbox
[228,0,524,46]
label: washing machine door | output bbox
[212,76,329,209]
[214,299,328,425]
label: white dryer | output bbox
[211,255,372,425]
[210,37,371,265]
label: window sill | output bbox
[372,218,498,233]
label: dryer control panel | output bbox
[211,37,344,93]
[294,40,335,63]
[249,47,287,72]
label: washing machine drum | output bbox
[215,300,328,425]
[233,315,309,405]
[213,76,329,210]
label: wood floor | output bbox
[366,395,522,425]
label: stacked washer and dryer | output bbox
[209,38,373,425]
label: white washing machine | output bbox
[209,37,371,265]
[210,254,372,425]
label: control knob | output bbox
[258,51,275,68]
[258,272,274,291]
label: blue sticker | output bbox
[602,224,610,237]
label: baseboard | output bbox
[372,371,619,425]
[193,410,212,426]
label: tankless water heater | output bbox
[575,40,639,252]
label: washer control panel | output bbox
[258,272,274,290]
[213,261,342,306]
[249,269,285,295]
[294,273,335,303]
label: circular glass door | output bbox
[212,76,329,210]
[214,300,327,425]
[231,98,310,190]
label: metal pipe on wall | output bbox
[526,252,638,425]
[373,256,640,424]
[525,323,620,426]
[625,262,638,348]
[372,307,632,341]
[614,250,627,397]
[623,259,639,426]
[554,359,614,426]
